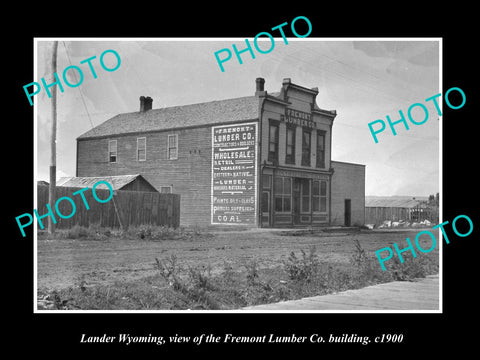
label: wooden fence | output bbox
[37,185,180,229]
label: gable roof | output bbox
[365,198,422,208]
[78,96,260,140]
[57,174,150,190]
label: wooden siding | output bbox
[120,177,159,192]
[77,126,219,226]
[37,185,179,229]
[330,161,365,226]
[365,207,410,225]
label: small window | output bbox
[137,137,146,161]
[108,140,117,163]
[262,174,271,189]
[160,186,172,194]
[167,134,178,160]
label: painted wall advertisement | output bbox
[211,122,257,224]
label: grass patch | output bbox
[37,224,113,241]
[39,236,438,310]
[38,224,214,241]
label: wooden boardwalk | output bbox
[243,274,439,311]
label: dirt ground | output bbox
[36,228,440,292]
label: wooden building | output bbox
[76,78,365,227]
[365,197,434,226]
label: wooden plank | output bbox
[243,275,439,311]
[36,185,180,230]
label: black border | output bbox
[9,5,477,355]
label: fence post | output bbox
[111,190,126,229]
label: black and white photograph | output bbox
[32,38,441,313]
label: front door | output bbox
[261,190,270,227]
[344,199,351,226]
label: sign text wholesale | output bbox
[211,123,257,224]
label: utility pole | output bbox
[48,41,58,235]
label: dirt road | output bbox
[37,228,439,292]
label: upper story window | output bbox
[167,134,178,160]
[316,130,326,168]
[137,137,146,161]
[268,120,279,163]
[108,140,117,163]
[301,129,311,166]
[285,125,296,164]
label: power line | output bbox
[118,42,154,97]
[62,41,95,129]
[268,45,437,106]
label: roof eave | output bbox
[76,118,260,141]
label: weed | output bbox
[388,254,427,281]
[350,238,367,267]
[349,238,382,282]
[284,246,319,282]
[154,255,220,309]
[155,255,185,291]
[66,225,89,239]
[136,224,153,239]
[87,223,112,240]
[221,261,236,283]
[350,236,438,283]
[245,260,259,286]
[188,264,214,291]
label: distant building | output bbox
[365,197,435,225]
[75,78,365,227]
[57,174,158,192]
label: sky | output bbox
[35,38,440,197]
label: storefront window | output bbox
[312,180,327,212]
[320,180,327,212]
[274,177,291,213]
[301,179,310,213]
[312,181,319,212]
